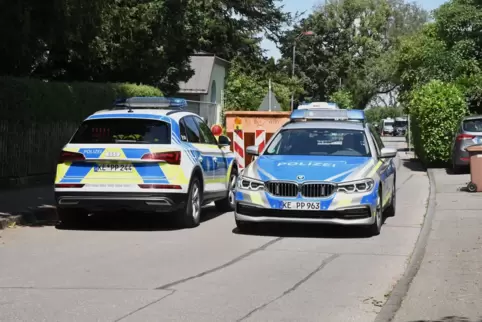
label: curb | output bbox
[0,206,58,229]
[374,168,437,322]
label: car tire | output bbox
[176,177,202,228]
[57,208,89,228]
[366,190,382,236]
[214,169,238,212]
[235,219,255,233]
[384,180,396,217]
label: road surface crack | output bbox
[396,174,414,192]
[113,289,176,322]
[236,253,340,321]
[155,237,283,290]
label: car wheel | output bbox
[214,169,238,212]
[384,180,396,217]
[57,208,89,228]
[176,177,202,228]
[367,190,382,236]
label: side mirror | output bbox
[217,135,231,147]
[246,145,259,156]
[380,147,397,158]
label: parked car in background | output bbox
[451,115,482,173]
[380,118,394,136]
[393,117,408,137]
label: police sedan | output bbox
[234,109,397,236]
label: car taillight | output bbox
[58,151,85,163]
[456,134,475,141]
[141,151,181,165]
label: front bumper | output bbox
[55,191,188,213]
[234,189,377,226]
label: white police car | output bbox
[54,97,238,228]
[234,108,397,236]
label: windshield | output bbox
[463,118,482,132]
[394,121,407,127]
[264,128,371,157]
[70,119,171,144]
[384,121,394,127]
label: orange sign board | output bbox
[225,111,291,133]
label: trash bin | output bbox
[465,144,482,192]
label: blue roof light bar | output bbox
[113,96,187,109]
[290,109,365,123]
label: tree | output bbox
[224,59,304,111]
[277,0,428,109]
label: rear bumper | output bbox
[453,149,470,167]
[55,191,188,213]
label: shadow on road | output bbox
[401,159,425,172]
[410,317,480,322]
[232,222,375,239]
[56,205,225,231]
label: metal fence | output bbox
[0,120,77,180]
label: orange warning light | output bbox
[234,117,242,125]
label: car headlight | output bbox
[237,176,265,191]
[337,179,375,193]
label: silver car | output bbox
[451,115,482,173]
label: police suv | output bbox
[234,105,397,236]
[55,97,237,228]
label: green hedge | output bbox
[408,80,468,166]
[0,77,163,183]
[0,77,163,122]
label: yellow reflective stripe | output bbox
[249,192,264,205]
[205,177,226,184]
[367,161,383,177]
[63,147,80,153]
[382,190,392,207]
[55,163,71,183]
[161,165,188,184]
[337,197,353,208]
[191,143,219,150]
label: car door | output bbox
[192,116,228,192]
[369,126,394,207]
[180,116,215,193]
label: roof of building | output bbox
[178,52,230,95]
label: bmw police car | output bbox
[234,106,397,236]
[54,97,238,228]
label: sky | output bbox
[261,0,448,60]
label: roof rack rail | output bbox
[112,96,187,110]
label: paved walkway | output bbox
[393,169,482,322]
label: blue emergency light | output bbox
[290,108,365,123]
[113,96,187,109]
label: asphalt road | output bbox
[0,137,429,322]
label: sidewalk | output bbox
[392,169,482,321]
[0,185,55,228]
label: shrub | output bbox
[0,77,163,122]
[408,80,468,166]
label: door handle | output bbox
[213,157,217,163]
[198,156,203,162]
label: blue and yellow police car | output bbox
[54,97,237,228]
[234,106,397,236]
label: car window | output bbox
[369,132,381,156]
[463,118,482,132]
[179,119,188,142]
[369,125,385,150]
[194,117,218,145]
[183,116,201,143]
[264,128,371,157]
[70,119,171,144]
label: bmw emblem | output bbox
[296,175,305,181]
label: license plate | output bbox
[282,201,320,211]
[94,164,133,172]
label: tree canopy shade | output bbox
[0,0,290,94]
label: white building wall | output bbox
[199,62,226,126]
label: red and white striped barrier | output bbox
[255,129,266,153]
[233,129,245,169]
